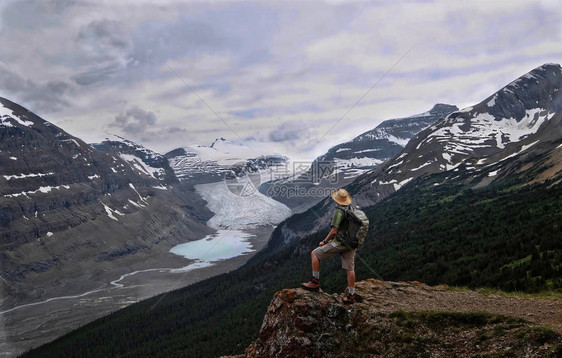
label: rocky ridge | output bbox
[260,104,457,212]
[92,134,178,185]
[235,280,561,357]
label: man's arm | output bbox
[319,226,338,246]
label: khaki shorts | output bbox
[313,241,355,271]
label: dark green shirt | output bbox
[331,206,348,245]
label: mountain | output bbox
[24,64,562,358]
[313,103,458,180]
[92,134,177,185]
[0,97,212,309]
[267,63,562,248]
[239,281,560,357]
[260,104,457,212]
[352,63,562,205]
[165,138,287,183]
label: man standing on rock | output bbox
[302,188,356,304]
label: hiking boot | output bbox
[301,277,320,291]
[343,292,355,304]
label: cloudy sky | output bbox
[0,0,560,161]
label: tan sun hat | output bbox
[331,188,352,206]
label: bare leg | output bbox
[346,269,355,288]
[311,251,320,272]
[302,251,322,290]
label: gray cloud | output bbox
[269,122,309,143]
[0,1,560,159]
[0,64,72,113]
[77,19,131,52]
[1,0,75,31]
[111,106,157,135]
[72,62,127,86]
[70,19,133,85]
[137,126,188,144]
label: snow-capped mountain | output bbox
[351,63,562,206]
[309,103,458,181]
[260,104,457,212]
[93,135,177,185]
[268,63,562,248]
[165,137,287,183]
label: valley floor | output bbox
[0,225,274,358]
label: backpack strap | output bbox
[337,204,347,216]
[337,205,353,225]
[337,204,353,216]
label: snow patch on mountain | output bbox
[129,183,149,204]
[422,108,551,155]
[374,177,413,191]
[410,161,433,171]
[3,185,71,198]
[61,138,81,147]
[334,157,384,168]
[99,200,125,221]
[353,129,410,145]
[3,172,54,180]
[498,140,541,162]
[0,104,33,127]
[410,111,431,117]
[120,154,165,179]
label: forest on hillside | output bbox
[25,173,562,358]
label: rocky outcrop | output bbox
[239,280,561,357]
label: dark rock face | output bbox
[482,63,562,121]
[97,243,148,262]
[0,97,213,307]
[0,97,161,250]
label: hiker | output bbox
[302,188,356,304]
